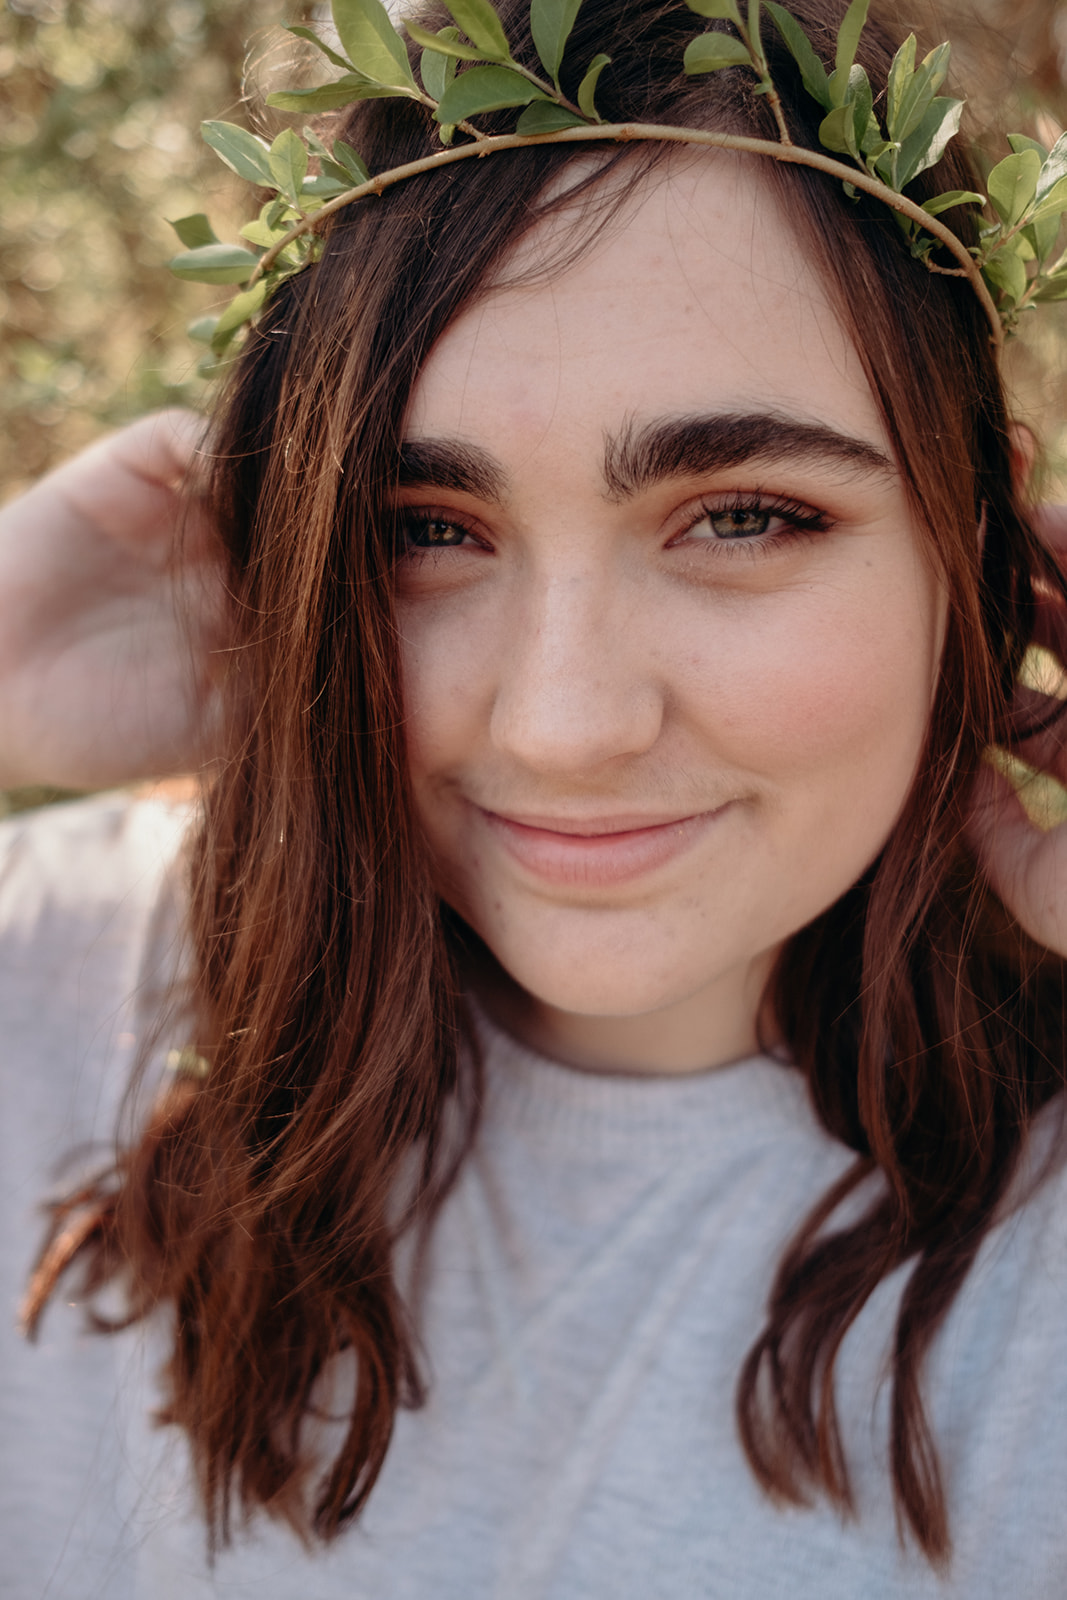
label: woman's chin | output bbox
[456,908,777,1073]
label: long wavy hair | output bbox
[27,0,1067,1567]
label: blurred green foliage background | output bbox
[1,0,1067,818]
[0,0,317,499]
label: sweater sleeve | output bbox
[0,789,193,1600]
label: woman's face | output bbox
[395,156,947,1074]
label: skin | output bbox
[395,155,948,1076]
[1,179,1065,1051]
[0,411,225,789]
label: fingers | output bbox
[969,755,1067,957]
[108,408,212,493]
[1031,503,1067,562]
[51,411,214,561]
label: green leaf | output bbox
[920,188,985,217]
[683,32,752,74]
[987,148,1042,229]
[1024,213,1061,263]
[818,103,854,158]
[300,174,349,200]
[765,2,830,108]
[1029,173,1067,226]
[169,213,218,249]
[1007,132,1047,162]
[305,158,359,189]
[333,140,371,183]
[846,64,873,158]
[894,96,963,187]
[515,100,587,132]
[886,34,916,134]
[833,0,869,88]
[303,125,333,159]
[1035,269,1067,302]
[895,39,950,130]
[404,16,484,62]
[434,63,547,121]
[187,315,220,345]
[286,24,354,73]
[686,0,742,16]
[420,38,459,100]
[886,40,951,145]
[439,0,511,59]
[576,52,610,119]
[267,77,403,113]
[331,0,416,87]
[982,247,1028,305]
[240,218,286,250]
[889,50,940,145]
[240,202,298,249]
[861,134,893,164]
[269,129,309,205]
[1037,132,1067,199]
[211,280,269,353]
[169,242,261,284]
[530,0,584,82]
[920,40,951,97]
[302,129,366,190]
[201,121,274,186]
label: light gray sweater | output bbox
[2,792,1066,1599]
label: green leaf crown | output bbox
[169,0,1067,372]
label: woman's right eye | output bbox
[399,515,472,550]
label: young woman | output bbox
[3,0,1067,1594]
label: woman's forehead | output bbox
[405,153,888,464]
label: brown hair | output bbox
[28,0,1067,1566]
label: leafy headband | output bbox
[168,0,1067,370]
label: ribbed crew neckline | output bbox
[471,1007,824,1165]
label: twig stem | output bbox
[253,121,1003,350]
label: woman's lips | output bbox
[477,806,726,888]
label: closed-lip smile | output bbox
[475,804,730,889]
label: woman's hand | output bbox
[969,506,1067,958]
[0,410,228,790]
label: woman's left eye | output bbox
[399,515,472,549]
[678,497,829,547]
[702,507,775,539]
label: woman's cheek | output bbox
[679,574,942,814]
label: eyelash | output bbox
[395,493,833,559]
[672,493,832,553]
[396,511,483,553]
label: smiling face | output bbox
[394,156,947,1075]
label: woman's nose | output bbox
[487,570,664,775]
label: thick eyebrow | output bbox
[396,438,506,502]
[396,411,895,507]
[602,411,895,500]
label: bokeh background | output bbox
[0,0,320,500]
[1,0,1067,813]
